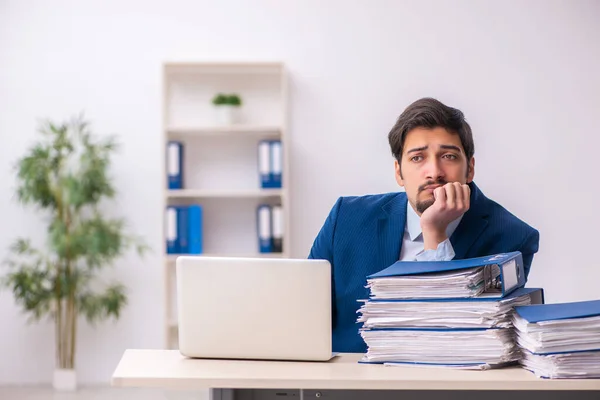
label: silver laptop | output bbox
[175,256,333,361]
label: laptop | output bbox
[175,256,333,361]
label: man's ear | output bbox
[467,157,475,183]
[394,160,405,187]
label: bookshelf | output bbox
[161,62,290,349]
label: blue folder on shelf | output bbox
[257,204,272,253]
[176,205,189,253]
[258,140,271,189]
[270,140,282,188]
[367,251,526,299]
[187,205,203,254]
[167,141,183,189]
[165,206,178,254]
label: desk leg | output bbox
[209,388,235,400]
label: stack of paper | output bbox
[366,264,500,300]
[358,288,538,329]
[513,299,600,378]
[357,252,544,369]
[360,328,517,367]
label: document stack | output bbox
[357,252,544,369]
[513,299,600,378]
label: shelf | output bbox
[166,253,288,263]
[167,125,281,137]
[166,189,283,199]
[162,61,289,350]
[164,62,283,75]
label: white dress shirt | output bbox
[399,202,463,261]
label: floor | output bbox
[0,386,210,400]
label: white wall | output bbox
[1,0,599,385]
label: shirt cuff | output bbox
[415,238,456,261]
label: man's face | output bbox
[394,127,475,215]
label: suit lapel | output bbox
[378,193,407,270]
[450,182,489,259]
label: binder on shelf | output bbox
[167,141,184,189]
[367,251,526,299]
[176,205,189,253]
[258,140,271,189]
[271,204,283,253]
[165,206,178,254]
[270,140,282,188]
[257,204,272,253]
[188,204,203,254]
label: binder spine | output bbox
[167,141,183,189]
[188,204,203,254]
[258,140,271,188]
[499,253,525,295]
[166,206,178,254]
[271,204,283,253]
[257,204,272,253]
[270,140,282,188]
[177,205,189,253]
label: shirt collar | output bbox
[406,201,463,241]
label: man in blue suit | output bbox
[308,97,540,353]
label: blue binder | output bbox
[257,204,272,252]
[188,204,203,254]
[270,140,282,188]
[167,141,183,189]
[368,251,527,298]
[176,205,189,253]
[258,140,271,188]
[166,206,178,254]
[515,299,600,323]
[368,287,544,304]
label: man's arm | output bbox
[519,229,540,279]
[415,238,455,261]
[308,197,343,329]
[421,182,471,252]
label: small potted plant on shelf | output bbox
[212,93,242,125]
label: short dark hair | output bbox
[388,97,475,163]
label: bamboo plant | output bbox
[1,115,148,371]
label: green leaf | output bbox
[78,283,127,325]
[2,264,55,322]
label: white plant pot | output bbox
[215,105,240,125]
[53,368,77,391]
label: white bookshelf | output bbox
[166,188,284,199]
[161,62,290,349]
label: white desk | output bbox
[111,350,600,400]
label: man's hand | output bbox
[420,182,471,250]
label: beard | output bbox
[416,198,435,214]
[415,178,447,214]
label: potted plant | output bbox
[1,115,148,391]
[212,93,243,125]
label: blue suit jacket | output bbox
[308,181,540,353]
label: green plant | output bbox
[212,93,229,105]
[1,114,148,371]
[211,93,242,106]
[228,94,242,106]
